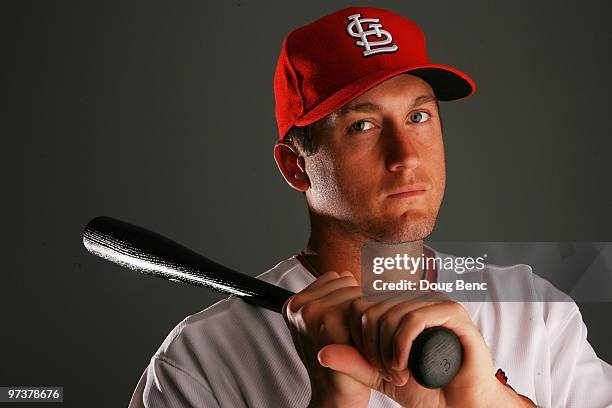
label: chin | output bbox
[364,209,437,243]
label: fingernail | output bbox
[317,350,329,367]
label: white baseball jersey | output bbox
[128,252,612,408]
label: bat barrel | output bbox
[82,216,462,388]
[82,216,293,312]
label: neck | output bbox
[302,214,426,283]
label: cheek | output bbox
[432,145,446,198]
[306,151,374,211]
[419,135,446,194]
[434,150,446,183]
[305,154,342,203]
[436,163,446,201]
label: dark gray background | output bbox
[4,0,611,406]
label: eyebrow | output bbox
[332,94,437,118]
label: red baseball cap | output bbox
[274,6,475,138]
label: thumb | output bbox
[318,344,382,389]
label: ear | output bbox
[273,140,311,192]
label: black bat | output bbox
[82,216,462,389]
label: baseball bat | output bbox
[82,216,462,389]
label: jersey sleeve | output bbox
[128,356,221,408]
[549,306,612,407]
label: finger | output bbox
[305,286,364,343]
[347,294,440,366]
[311,286,363,309]
[348,297,370,358]
[378,299,441,373]
[358,299,401,372]
[304,271,344,289]
[314,286,364,346]
[288,274,359,313]
[302,270,355,291]
[317,344,382,389]
[353,295,440,372]
[392,302,467,371]
[282,271,341,316]
[318,311,353,345]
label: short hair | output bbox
[284,124,317,156]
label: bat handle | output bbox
[408,326,462,388]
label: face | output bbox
[304,74,446,243]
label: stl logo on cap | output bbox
[346,13,399,57]
[273,7,476,138]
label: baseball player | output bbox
[129,7,612,407]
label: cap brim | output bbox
[295,63,475,128]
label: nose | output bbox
[384,125,421,172]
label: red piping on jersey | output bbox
[295,252,318,278]
[296,247,438,284]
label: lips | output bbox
[387,183,429,198]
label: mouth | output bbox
[387,184,429,199]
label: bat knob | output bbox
[408,326,463,389]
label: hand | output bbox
[282,271,370,408]
[318,291,527,407]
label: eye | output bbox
[409,111,431,123]
[349,120,376,133]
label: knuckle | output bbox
[322,271,340,279]
[349,297,366,314]
[338,286,362,298]
[400,311,418,329]
[339,274,359,286]
[446,301,467,316]
[332,277,356,291]
[288,294,306,313]
[299,302,321,322]
[283,296,297,317]
[367,370,380,389]
[320,312,338,329]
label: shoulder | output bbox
[430,247,578,327]
[430,247,573,302]
[133,256,315,406]
[150,256,313,370]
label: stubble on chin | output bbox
[355,210,437,244]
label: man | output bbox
[129,7,612,407]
